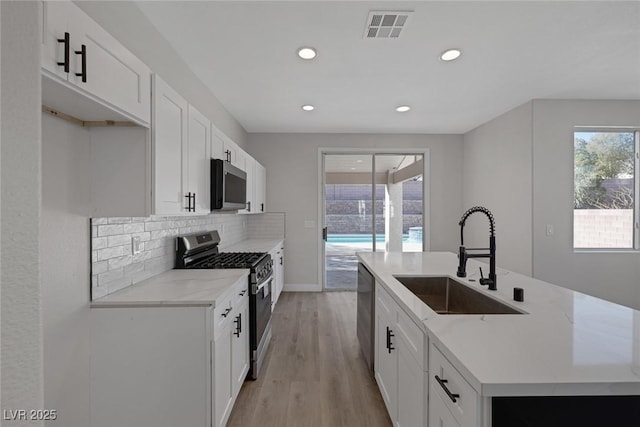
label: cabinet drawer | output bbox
[213,292,234,335]
[232,278,249,307]
[430,344,479,427]
[376,283,397,320]
[429,385,462,427]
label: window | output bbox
[574,130,639,249]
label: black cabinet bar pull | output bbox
[280,257,283,266]
[184,192,192,211]
[221,307,232,318]
[435,375,460,403]
[386,327,395,353]
[74,44,87,82]
[246,201,251,212]
[261,203,264,212]
[191,193,196,212]
[234,313,241,337]
[239,289,247,296]
[57,32,70,73]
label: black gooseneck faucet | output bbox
[456,206,497,291]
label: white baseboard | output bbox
[283,283,322,292]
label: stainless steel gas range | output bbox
[175,231,273,380]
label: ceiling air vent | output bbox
[364,11,413,39]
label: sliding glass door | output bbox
[322,152,425,291]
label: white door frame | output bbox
[317,147,431,291]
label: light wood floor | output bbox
[227,292,392,427]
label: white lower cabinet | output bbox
[430,388,462,427]
[375,282,426,427]
[397,344,425,427]
[231,299,250,396]
[90,280,249,427]
[429,343,480,427]
[213,282,249,427]
[214,319,233,427]
[275,242,284,304]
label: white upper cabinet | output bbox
[153,75,188,215]
[225,140,244,170]
[240,155,255,214]
[186,106,211,213]
[211,128,226,162]
[153,75,213,215]
[211,126,267,214]
[41,1,151,125]
[255,162,267,213]
[41,0,75,80]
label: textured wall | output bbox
[1,2,44,423]
[41,113,92,427]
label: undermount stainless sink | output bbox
[393,276,524,315]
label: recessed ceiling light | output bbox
[440,49,462,61]
[297,47,317,60]
[356,159,363,163]
[301,105,315,111]
[395,105,411,113]
[351,167,356,170]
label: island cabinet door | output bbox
[397,341,425,427]
[375,284,398,420]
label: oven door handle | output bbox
[252,274,273,294]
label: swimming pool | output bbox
[327,234,419,244]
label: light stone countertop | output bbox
[91,239,283,308]
[223,238,284,253]
[357,251,640,397]
[91,269,248,307]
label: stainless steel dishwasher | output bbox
[357,262,375,374]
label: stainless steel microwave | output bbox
[210,158,247,211]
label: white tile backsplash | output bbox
[91,213,248,299]
[247,212,286,239]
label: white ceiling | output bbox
[134,1,640,134]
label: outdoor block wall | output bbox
[325,182,423,234]
[573,209,634,248]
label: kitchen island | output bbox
[358,251,640,426]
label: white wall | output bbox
[532,100,640,309]
[247,133,464,289]
[41,114,92,427]
[463,102,533,275]
[74,1,248,149]
[1,1,44,423]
